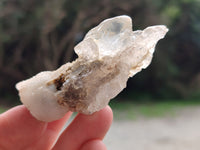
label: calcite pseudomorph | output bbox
[16,15,168,122]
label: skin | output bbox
[0,105,113,150]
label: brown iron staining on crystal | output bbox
[47,59,120,112]
[53,73,66,90]
[57,83,87,111]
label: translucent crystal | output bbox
[16,15,168,122]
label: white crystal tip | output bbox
[148,25,168,36]
[101,15,132,32]
[152,25,169,37]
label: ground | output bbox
[1,101,200,149]
[104,106,200,150]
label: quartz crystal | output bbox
[16,15,168,122]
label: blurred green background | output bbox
[0,0,200,112]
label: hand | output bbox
[0,105,113,150]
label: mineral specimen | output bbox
[16,15,168,122]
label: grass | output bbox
[109,99,200,120]
[0,107,7,114]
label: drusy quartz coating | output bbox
[16,15,168,122]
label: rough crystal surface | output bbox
[16,15,168,122]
